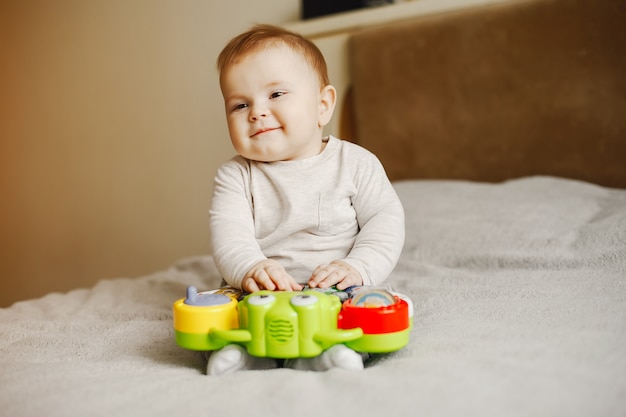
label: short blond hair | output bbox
[217,24,330,88]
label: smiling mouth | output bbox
[251,127,280,138]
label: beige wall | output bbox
[0,0,300,307]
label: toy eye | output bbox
[247,294,276,306]
[290,294,318,307]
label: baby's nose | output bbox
[249,105,269,121]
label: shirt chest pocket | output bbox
[316,190,358,236]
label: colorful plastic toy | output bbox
[172,286,412,358]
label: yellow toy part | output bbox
[172,287,239,351]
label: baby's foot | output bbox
[206,344,277,376]
[285,344,365,372]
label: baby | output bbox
[208,24,405,375]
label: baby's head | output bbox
[217,25,336,162]
[217,24,330,91]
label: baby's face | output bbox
[220,44,333,162]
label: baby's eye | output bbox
[270,91,286,99]
[232,103,248,112]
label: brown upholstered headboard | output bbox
[346,0,626,188]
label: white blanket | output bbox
[1,176,625,417]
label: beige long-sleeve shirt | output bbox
[209,136,405,289]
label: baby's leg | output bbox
[206,345,277,376]
[284,345,367,372]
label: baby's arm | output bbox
[210,159,268,289]
[308,151,405,289]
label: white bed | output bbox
[1,176,625,416]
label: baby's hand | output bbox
[242,259,303,293]
[308,260,363,290]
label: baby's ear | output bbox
[318,85,337,128]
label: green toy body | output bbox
[173,286,412,359]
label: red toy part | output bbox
[337,296,410,334]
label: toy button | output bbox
[351,289,396,307]
[338,296,410,334]
[184,286,231,306]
